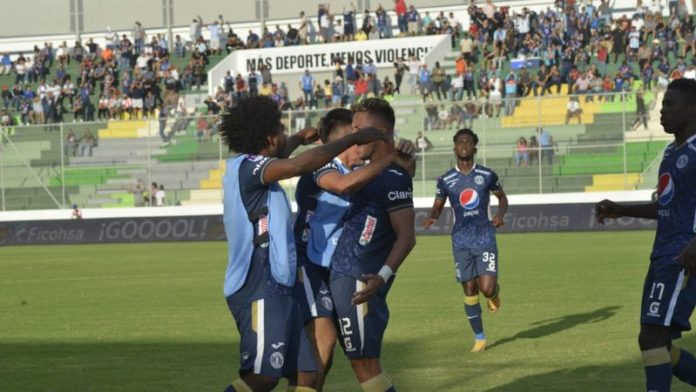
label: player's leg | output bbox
[224,298,283,392]
[475,248,500,313]
[305,317,337,390]
[331,274,396,391]
[668,270,696,386]
[638,262,690,391]
[456,248,486,352]
[300,264,338,390]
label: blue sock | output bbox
[223,386,236,392]
[385,387,397,392]
[464,295,484,339]
[672,345,696,386]
[642,347,672,392]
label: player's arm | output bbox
[676,237,696,275]
[263,128,389,184]
[491,188,508,228]
[317,152,394,195]
[595,199,658,224]
[352,207,416,305]
[423,197,445,229]
[395,138,417,177]
[281,127,319,158]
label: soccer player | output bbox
[595,78,696,392]
[220,95,390,392]
[295,108,415,391]
[294,108,395,390]
[422,128,508,353]
[330,98,416,392]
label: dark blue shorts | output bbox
[226,295,316,379]
[453,247,499,283]
[297,262,335,323]
[640,259,696,338]
[330,273,394,360]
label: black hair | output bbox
[667,78,696,103]
[351,97,395,130]
[219,95,282,154]
[319,108,353,143]
[453,128,479,145]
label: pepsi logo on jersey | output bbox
[459,189,480,210]
[657,173,674,206]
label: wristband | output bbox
[377,265,394,283]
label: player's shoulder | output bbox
[472,164,497,177]
[437,167,459,182]
[382,164,411,179]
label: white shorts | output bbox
[132,99,143,109]
[210,39,220,50]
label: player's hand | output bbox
[352,128,391,145]
[352,274,385,305]
[422,217,437,229]
[595,199,624,225]
[492,214,504,228]
[297,127,320,145]
[395,139,416,157]
[676,238,696,275]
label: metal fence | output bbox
[0,91,668,211]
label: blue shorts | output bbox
[226,295,316,379]
[330,273,394,360]
[453,247,499,283]
[640,259,696,338]
[297,262,335,323]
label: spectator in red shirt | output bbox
[394,0,408,34]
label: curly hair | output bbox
[319,108,353,143]
[351,97,395,130]
[453,128,479,145]
[219,95,282,154]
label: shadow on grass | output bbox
[0,341,239,391]
[488,306,622,350]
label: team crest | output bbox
[270,352,284,369]
[677,154,688,169]
[657,173,674,206]
[459,189,480,210]
[474,175,484,185]
[321,296,333,310]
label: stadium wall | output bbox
[0,191,656,245]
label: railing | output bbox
[0,91,669,211]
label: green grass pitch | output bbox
[1,231,694,391]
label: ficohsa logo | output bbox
[657,173,674,206]
[459,189,480,210]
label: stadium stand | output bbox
[0,0,691,209]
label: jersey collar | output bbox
[455,163,476,175]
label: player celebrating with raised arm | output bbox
[220,95,390,392]
[596,79,696,392]
[329,98,416,392]
[422,128,508,353]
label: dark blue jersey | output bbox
[294,173,322,262]
[228,155,294,304]
[331,164,413,279]
[652,135,696,261]
[435,164,501,250]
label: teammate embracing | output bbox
[423,128,508,353]
[596,79,696,392]
[330,98,416,392]
[219,95,389,392]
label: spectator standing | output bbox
[154,185,166,207]
[537,127,555,165]
[504,72,518,116]
[394,0,408,35]
[407,5,420,36]
[190,16,203,43]
[299,69,314,107]
[80,129,96,157]
[431,61,446,101]
[343,3,357,41]
[631,91,649,130]
[133,21,145,54]
[418,63,432,102]
[515,136,529,167]
[393,57,408,94]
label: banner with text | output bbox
[0,203,655,246]
[207,35,450,94]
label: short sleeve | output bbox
[435,176,447,200]
[313,161,340,184]
[488,170,501,192]
[239,156,275,191]
[380,168,414,213]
